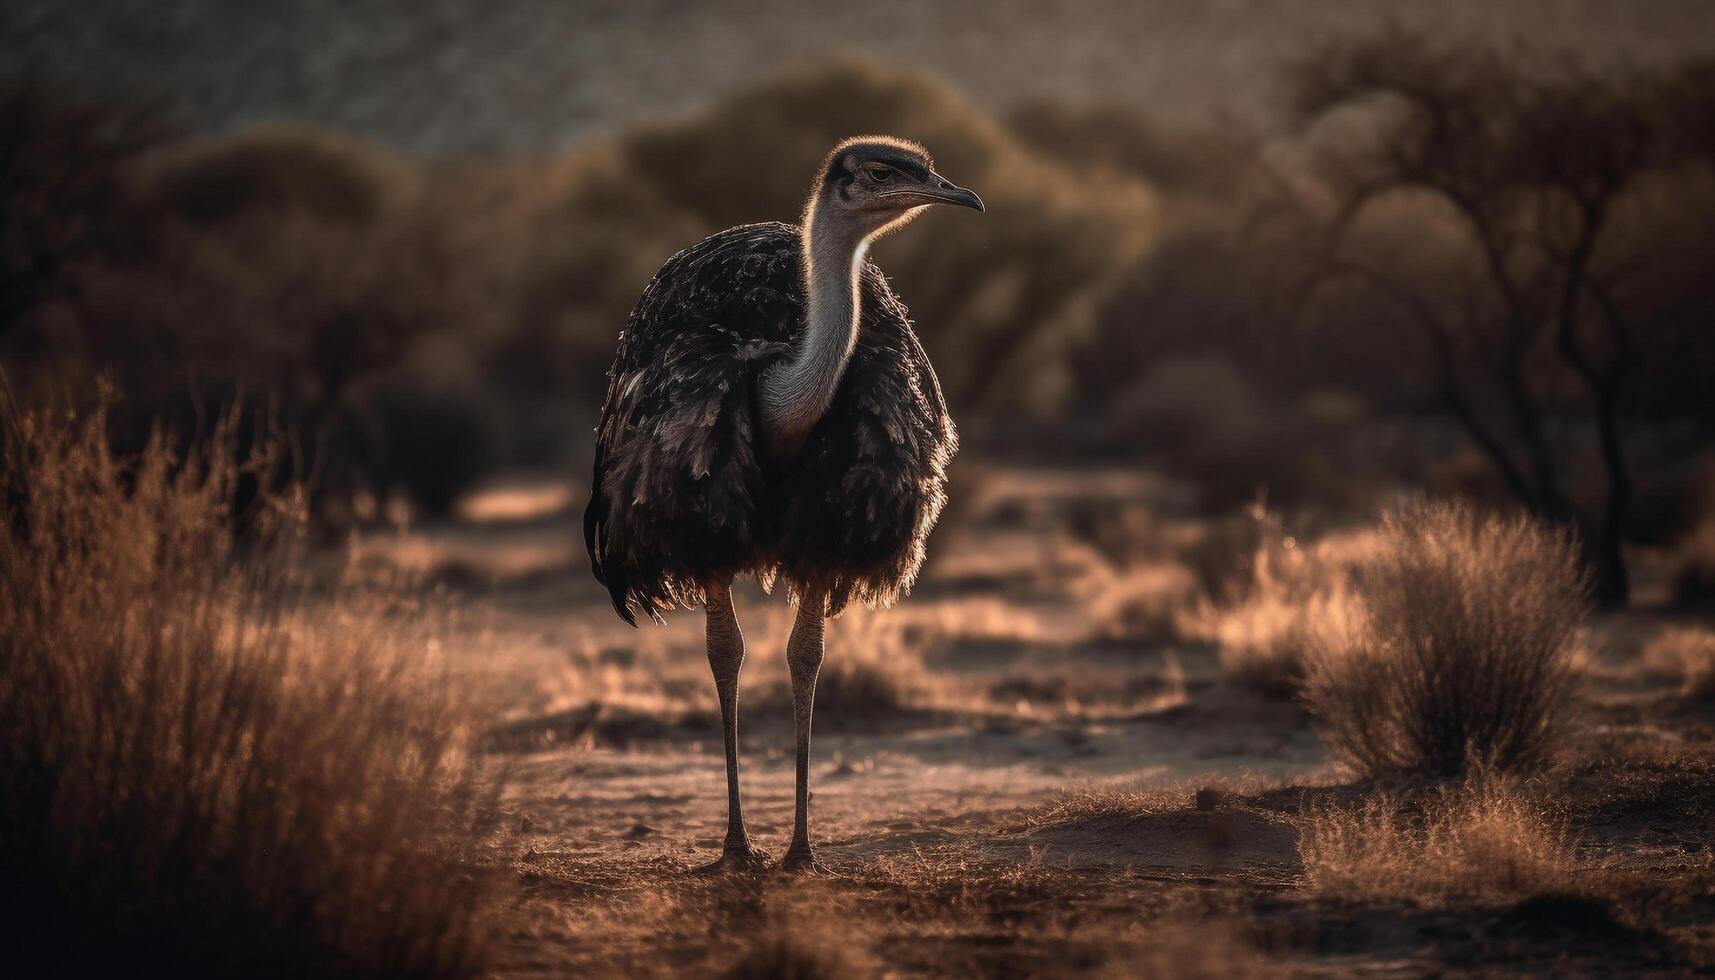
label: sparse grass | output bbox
[1208,583,1368,700]
[1086,561,1199,648]
[1299,778,1575,905]
[1016,786,1191,832]
[1015,775,1309,833]
[539,627,716,724]
[1643,627,1715,699]
[1304,501,1588,778]
[985,663,1186,718]
[1185,512,1375,699]
[904,596,1054,653]
[515,587,1068,745]
[1179,498,1281,603]
[0,402,502,977]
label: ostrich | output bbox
[584,136,982,871]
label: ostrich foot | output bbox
[696,842,772,875]
[780,845,836,876]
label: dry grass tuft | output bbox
[1642,627,1715,699]
[0,402,502,977]
[1016,787,1191,832]
[903,597,1054,654]
[1299,778,1574,906]
[1186,511,1375,699]
[1209,581,1367,700]
[1086,561,1199,647]
[1305,501,1588,778]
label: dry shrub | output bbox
[1064,496,1171,570]
[0,402,502,977]
[1299,778,1574,905]
[1642,627,1715,699]
[1188,507,1373,699]
[902,597,1052,653]
[1017,787,1189,832]
[1305,501,1588,778]
[37,121,505,523]
[1179,503,1279,603]
[1212,584,1367,700]
[1087,561,1199,648]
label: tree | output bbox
[1287,32,1714,606]
[0,77,168,347]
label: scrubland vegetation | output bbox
[5,18,1715,980]
[7,35,1713,571]
[1306,503,1587,778]
[1299,777,1576,905]
[0,402,504,977]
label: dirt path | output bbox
[345,470,1715,977]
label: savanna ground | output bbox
[339,464,1715,978]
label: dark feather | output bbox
[583,222,956,623]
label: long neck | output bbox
[758,200,868,457]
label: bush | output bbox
[526,57,1157,415]
[0,79,167,344]
[1212,584,1367,700]
[0,401,502,977]
[46,122,506,522]
[1181,506,1374,699]
[1299,778,1574,905]
[145,123,416,225]
[1305,501,1588,778]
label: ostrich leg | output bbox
[699,581,767,871]
[782,595,827,871]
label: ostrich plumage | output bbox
[583,136,981,871]
[584,221,955,622]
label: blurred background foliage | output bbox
[2,25,1714,604]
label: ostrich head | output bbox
[809,136,984,241]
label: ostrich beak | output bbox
[883,170,985,212]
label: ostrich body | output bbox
[584,137,982,870]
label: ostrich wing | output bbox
[585,223,800,625]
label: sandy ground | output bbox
[347,465,1715,977]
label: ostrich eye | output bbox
[863,165,894,183]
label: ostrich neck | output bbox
[758,206,868,457]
